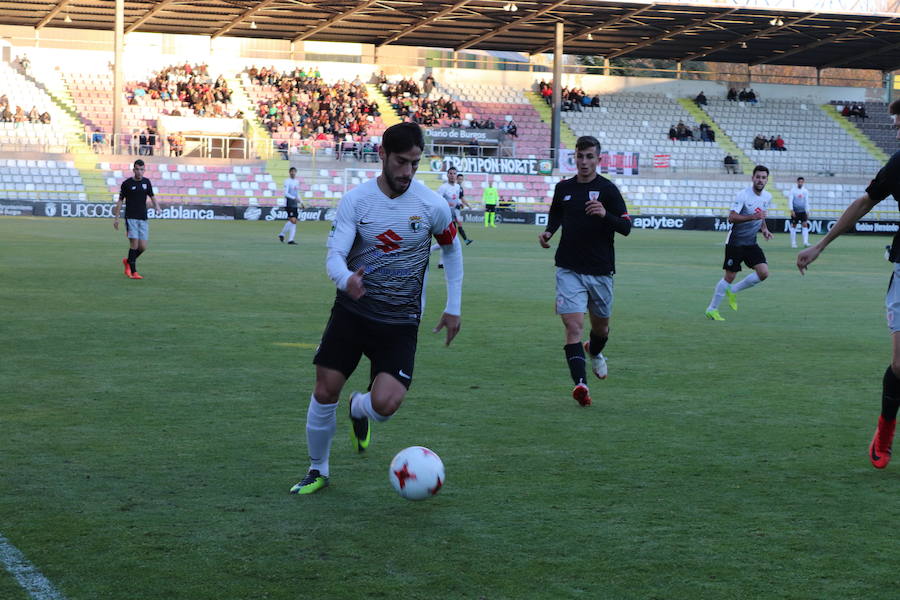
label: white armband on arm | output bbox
[440,236,464,315]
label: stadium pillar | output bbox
[550,22,562,162]
[816,68,822,86]
[112,0,124,154]
[603,57,610,76]
[676,62,682,79]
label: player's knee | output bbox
[757,270,769,281]
[313,382,340,404]
[371,393,403,417]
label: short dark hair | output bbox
[797,176,804,181]
[133,159,145,168]
[382,122,424,155]
[890,99,900,116]
[575,136,601,153]
[289,167,297,173]
[447,166,457,174]
[753,165,769,176]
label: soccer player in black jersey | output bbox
[797,98,900,469]
[113,159,159,279]
[539,136,632,406]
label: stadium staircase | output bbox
[821,104,889,163]
[366,84,401,128]
[18,68,109,201]
[679,97,789,212]
[524,92,577,149]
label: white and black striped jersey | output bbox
[328,178,455,324]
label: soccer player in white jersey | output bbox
[290,122,464,495]
[437,166,473,246]
[788,176,811,248]
[798,99,900,469]
[277,167,301,245]
[705,165,773,321]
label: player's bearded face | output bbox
[753,171,768,192]
[383,147,422,195]
[893,114,900,140]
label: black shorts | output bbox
[313,302,418,389]
[485,204,496,213]
[790,211,808,225]
[285,205,299,219]
[723,244,766,272]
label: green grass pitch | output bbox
[2,215,899,599]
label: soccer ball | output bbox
[389,446,445,501]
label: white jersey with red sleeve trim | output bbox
[437,182,461,208]
[327,178,454,325]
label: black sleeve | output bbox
[146,179,154,198]
[602,185,632,236]
[866,152,900,203]
[545,182,564,234]
[119,180,127,200]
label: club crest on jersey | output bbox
[563,195,571,201]
[409,215,422,231]
[589,191,600,202]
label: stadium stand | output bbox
[562,93,725,172]
[832,100,894,156]
[431,81,551,158]
[102,161,279,205]
[0,61,68,153]
[0,158,85,201]
[702,98,882,177]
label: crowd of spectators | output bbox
[376,72,460,125]
[727,87,758,103]
[753,134,786,151]
[0,95,51,124]
[667,121,715,142]
[129,63,238,118]
[249,66,380,142]
[841,103,868,120]
[537,81,600,111]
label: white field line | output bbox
[0,534,67,600]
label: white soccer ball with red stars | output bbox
[389,446,445,500]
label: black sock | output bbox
[457,225,468,241]
[564,343,586,385]
[127,248,138,271]
[882,366,900,421]
[589,333,608,356]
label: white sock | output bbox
[306,395,337,476]
[350,392,390,422]
[280,222,290,236]
[287,222,297,242]
[707,278,729,311]
[731,271,761,293]
[789,226,797,245]
[802,227,809,244]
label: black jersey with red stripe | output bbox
[545,174,631,276]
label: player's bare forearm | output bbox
[815,193,878,251]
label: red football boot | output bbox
[122,257,132,278]
[869,416,896,469]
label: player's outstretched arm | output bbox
[797,193,878,274]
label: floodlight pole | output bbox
[112,0,124,154]
[551,22,562,163]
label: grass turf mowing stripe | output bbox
[0,534,67,600]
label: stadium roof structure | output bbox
[6,0,900,72]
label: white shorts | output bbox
[555,267,613,317]
[126,218,149,240]
[886,262,900,332]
